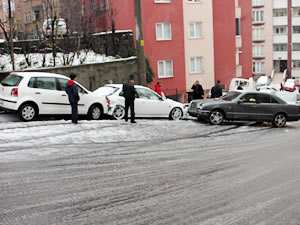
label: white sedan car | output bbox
[95,84,187,120]
[0,72,110,121]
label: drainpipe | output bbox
[287,0,292,79]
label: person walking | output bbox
[155,81,162,96]
[123,74,136,123]
[66,73,80,124]
[211,80,223,98]
[191,80,204,99]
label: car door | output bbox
[135,88,168,117]
[255,93,275,121]
[76,84,89,115]
[28,77,65,114]
[56,78,72,113]
[231,93,258,120]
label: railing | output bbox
[271,69,275,81]
[283,69,288,81]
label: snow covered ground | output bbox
[1,115,300,224]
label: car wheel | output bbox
[272,113,286,128]
[169,107,183,120]
[112,105,125,120]
[18,103,37,122]
[88,105,102,120]
[209,110,224,125]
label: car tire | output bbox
[87,105,102,120]
[18,103,38,122]
[272,113,286,128]
[169,107,183,120]
[209,110,224,125]
[112,105,125,120]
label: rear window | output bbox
[95,86,119,96]
[1,75,23,87]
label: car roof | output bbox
[104,84,150,89]
[10,72,69,79]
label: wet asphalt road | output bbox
[0,115,300,225]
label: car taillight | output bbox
[11,88,18,97]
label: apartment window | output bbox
[273,9,287,17]
[293,61,300,68]
[34,10,40,21]
[155,0,171,2]
[187,0,201,2]
[293,26,300,34]
[253,62,265,73]
[190,57,203,73]
[252,28,264,40]
[24,12,31,24]
[293,43,300,51]
[156,23,172,40]
[252,10,264,23]
[274,26,287,35]
[236,18,241,35]
[252,0,264,6]
[274,44,287,51]
[158,60,173,78]
[189,22,202,38]
[253,45,264,57]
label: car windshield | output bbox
[221,91,241,101]
[94,86,119,96]
[0,75,23,87]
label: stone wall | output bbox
[0,57,138,91]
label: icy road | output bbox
[0,114,300,225]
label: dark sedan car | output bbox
[188,91,300,127]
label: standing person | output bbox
[191,80,204,99]
[155,81,162,96]
[66,73,80,124]
[211,80,223,98]
[123,74,136,123]
[237,82,244,90]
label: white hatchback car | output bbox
[95,84,187,120]
[0,72,110,121]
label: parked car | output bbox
[283,79,296,92]
[0,72,110,121]
[188,91,300,127]
[256,75,271,87]
[94,84,188,120]
[229,78,257,92]
[43,18,68,37]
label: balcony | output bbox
[236,35,242,48]
[252,21,265,26]
[273,17,288,26]
[292,51,300,60]
[292,34,300,43]
[273,0,287,9]
[273,35,288,44]
[293,17,300,26]
[253,54,265,59]
[273,51,287,60]
[292,0,300,7]
[253,37,265,43]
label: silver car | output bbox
[188,91,300,127]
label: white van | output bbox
[229,78,257,91]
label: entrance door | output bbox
[280,60,287,72]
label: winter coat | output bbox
[66,80,80,103]
[155,83,162,96]
[122,81,136,100]
[191,84,204,99]
[211,84,223,98]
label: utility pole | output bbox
[8,0,15,70]
[133,0,146,86]
[287,0,292,79]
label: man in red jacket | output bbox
[66,73,80,124]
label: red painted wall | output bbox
[213,0,236,89]
[239,0,253,78]
[107,0,187,99]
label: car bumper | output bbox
[0,98,18,112]
[197,109,211,119]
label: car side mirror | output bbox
[237,100,242,104]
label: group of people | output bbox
[191,80,223,100]
[65,73,224,124]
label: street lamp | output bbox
[8,0,15,70]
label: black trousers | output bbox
[124,99,135,122]
[70,102,78,123]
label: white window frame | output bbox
[24,12,32,24]
[252,27,264,40]
[190,57,203,74]
[157,60,174,78]
[253,45,265,57]
[155,0,171,3]
[156,22,172,41]
[252,0,264,7]
[187,0,201,3]
[189,22,202,38]
[253,61,265,73]
[252,10,264,23]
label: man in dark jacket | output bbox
[191,81,204,99]
[211,80,223,98]
[122,74,136,123]
[66,73,80,124]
